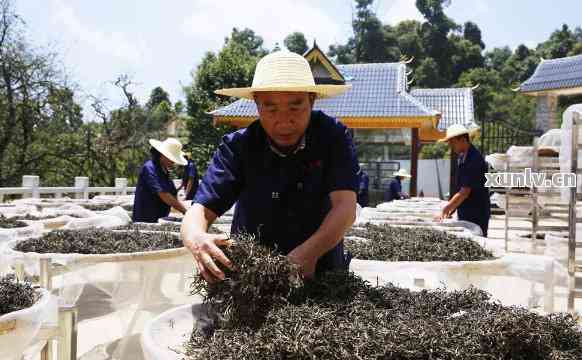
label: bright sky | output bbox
[15,0,582,115]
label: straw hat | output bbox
[214,50,351,100]
[438,124,471,143]
[149,138,187,166]
[394,169,412,178]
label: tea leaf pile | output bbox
[81,204,116,211]
[0,275,36,316]
[14,228,182,254]
[187,239,582,360]
[345,223,494,262]
[116,222,223,235]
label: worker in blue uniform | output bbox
[435,124,491,236]
[384,169,411,202]
[133,138,188,223]
[357,169,370,207]
[181,51,359,282]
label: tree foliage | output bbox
[284,32,308,55]
[185,28,260,174]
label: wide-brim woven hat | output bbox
[149,138,188,166]
[394,169,412,178]
[438,124,471,143]
[214,50,351,100]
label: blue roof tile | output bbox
[410,88,475,130]
[520,55,582,93]
[211,63,437,119]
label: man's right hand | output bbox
[183,232,233,283]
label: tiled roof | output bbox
[410,88,475,130]
[210,63,438,119]
[520,55,582,93]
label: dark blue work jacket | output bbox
[195,111,359,272]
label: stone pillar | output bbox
[22,175,40,198]
[410,128,419,197]
[74,177,89,200]
[115,178,128,195]
[536,95,558,132]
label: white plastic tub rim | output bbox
[142,301,211,360]
[0,288,52,360]
[350,253,568,312]
[3,230,194,308]
[0,223,43,243]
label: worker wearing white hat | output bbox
[133,138,189,223]
[181,50,359,281]
[384,169,412,202]
[435,124,490,236]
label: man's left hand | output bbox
[287,247,318,278]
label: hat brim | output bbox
[395,174,412,178]
[214,84,351,100]
[149,139,188,166]
[437,130,470,143]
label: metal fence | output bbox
[480,119,542,155]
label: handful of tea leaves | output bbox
[346,223,494,261]
[191,234,302,330]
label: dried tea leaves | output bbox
[81,204,116,211]
[116,222,223,235]
[0,275,36,316]
[191,234,301,330]
[188,273,582,359]
[346,223,494,262]
[14,228,182,254]
[0,215,28,229]
[186,239,582,359]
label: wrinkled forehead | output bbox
[253,91,314,106]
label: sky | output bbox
[14,0,582,116]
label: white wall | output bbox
[395,159,450,198]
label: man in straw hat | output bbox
[435,124,490,236]
[384,168,411,202]
[181,50,359,281]
[133,138,189,223]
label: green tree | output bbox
[185,31,258,173]
[485,47,512,71]
[415,57,444,88]
[328,0,400,63]
[146,86,170,111]
[463,21,485,49]
[284,32,308,55]
[228,27,268,57]
[420,142,449,159]
[450,36,485,82]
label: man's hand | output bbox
[434,204,454,222]
[287,246,318,278]
[184,232,233,283]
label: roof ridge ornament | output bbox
[400,56,415,64]
[471,84,480,90]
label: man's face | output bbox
[447,136,465,155]
[254,92,315,149]
[160,154,174,169]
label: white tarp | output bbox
[3,232,195,359]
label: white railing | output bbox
[0,175,143,202]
